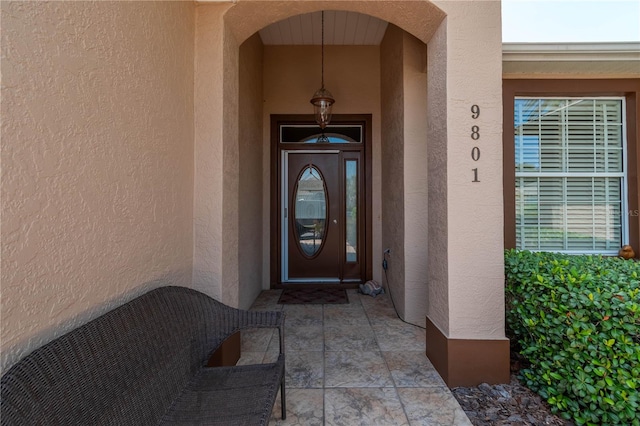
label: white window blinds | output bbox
[515,98,627,253]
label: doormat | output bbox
[278,288,349,305]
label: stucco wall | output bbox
[380,25,407,318]
[262,44,382,284]
[193,4,231,301]
[402,31,429,327]
[237,34,265,309]
[380,26,429,327]
[426,18,450,334]
[432,0,506,340]
[221,23,242,306]
[1,1,195,372]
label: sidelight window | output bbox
[345,160,358,262]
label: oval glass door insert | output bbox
[294,165,327,257]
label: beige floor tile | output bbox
[397,387,473,426]
[325,298,364,310]
[263,347,281,363]
[251,290,284,312]
[236,351,266,366]
[241,328,275,352]
[285,325,324,352]
[325,351,393,387]
[247,290,471,425]
[270,388,324,426]
[323,306,370,326]
[324,325,378,352]
[283,304,324,326]
[360,295,398,317]
[286,351,324,388]
[324,388,409,426]
[383,351,447,388]
[372,321,426,352]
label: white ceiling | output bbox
[259,11,389,46]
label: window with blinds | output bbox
[514,98,628,254]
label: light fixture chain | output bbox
[321,10,324,88]
[309,9,334,131]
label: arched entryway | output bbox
[194,0,446,315]
[193,0,510,387]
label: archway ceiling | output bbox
[259,11,389,45]
[221,1,446,46]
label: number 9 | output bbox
[471,105,480,119]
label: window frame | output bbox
[513,96,629,255]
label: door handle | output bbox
[333,219,337,224]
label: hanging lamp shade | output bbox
[310,86,335,129]
[310,11,335,130]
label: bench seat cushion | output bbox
[160,354,285,426]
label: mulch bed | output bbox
[452,374,574,426]
[451,350,575,426]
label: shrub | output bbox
[505,249,640,426]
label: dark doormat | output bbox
[278,288,349,305]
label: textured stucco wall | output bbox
[380,25,406,318]
[195,4,257,307]
[222,24,241,306]
[433,0,506,340]
[193,4,231,301]
[237,33,264,310]
[262,44,382,284]
[402,31,429,327]
[426,18,450,334]
[380,26,429,327]
[1,1,195,372]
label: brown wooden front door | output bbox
[286,152,341,280]
[272,115,372,287]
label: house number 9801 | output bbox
[471,104,480,182]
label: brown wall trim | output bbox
[426,317,510,387]
[503,79,640,256]
[207,331,241,367]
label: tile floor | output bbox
[238,289,472,426]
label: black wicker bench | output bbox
[0,286,286,425]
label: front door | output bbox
[284,151,340,281]
[272,115,371,286]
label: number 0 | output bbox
[471,147,480,161]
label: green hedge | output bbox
[505,249,640,425]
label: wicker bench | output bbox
[0,286,286,425]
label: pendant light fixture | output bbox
[310,11,335,132]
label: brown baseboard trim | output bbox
[207,331,241,367]
[425,317,510,387]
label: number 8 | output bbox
[471,126,480,140]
